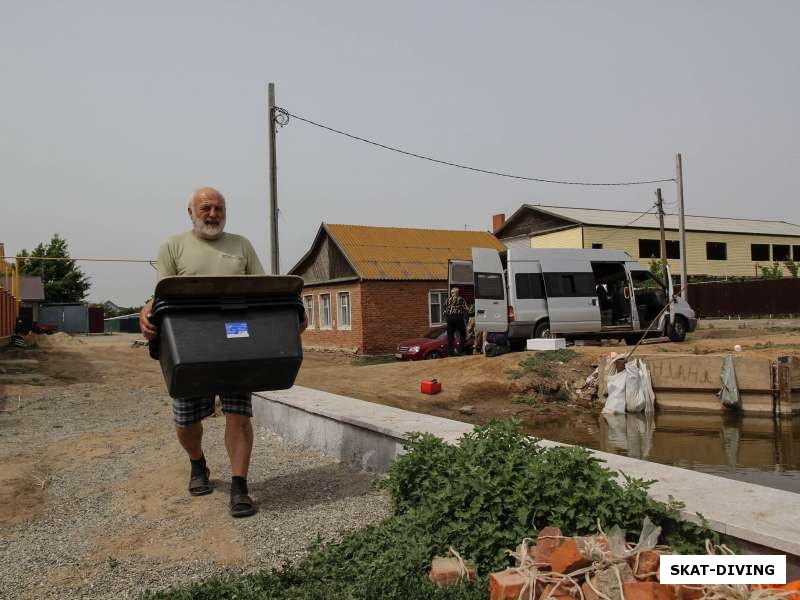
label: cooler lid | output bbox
[154,275,304,299]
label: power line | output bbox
[7,256,154,264]
[275,108,676,187]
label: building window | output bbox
[337,292,351,329]
[751,244,770,262]
[429,290,448,326]
[591,243,603,249]
[794,245,800,261]
[773,244,790,261]
[706,242,727,261]
[319,294,332,329]
[638,239,661,259]
[666,240,681,259]
[303,295,315,328]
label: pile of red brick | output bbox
[428,526,800,599]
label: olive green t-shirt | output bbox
[156,231,266,281]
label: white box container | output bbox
[526,338,567,351]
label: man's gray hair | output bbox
[187,188,225,214]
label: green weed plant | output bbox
[142,420,715,599]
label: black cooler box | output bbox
[149,275,305,398]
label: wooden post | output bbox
[776,357,793,417]
[268,82,280,275]
[676,153,688,301]
[656,188,667,275]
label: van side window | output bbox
[515,273,544,299]
[474,272,504,300]
[543,273,596,297]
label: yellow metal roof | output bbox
[326,224,505,280]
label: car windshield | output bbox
[424,326,446,339]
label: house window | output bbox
[751,244,770,262]
[666,240,681,259]
[429,290,448,326]
[638,239,661,259]
[794,245,800,261]
[337,292,351,329]
[773,244,790,261]
[319,294,332,329]
[303,295,315,328]
[591,243,603,249]
[706,242,727,261]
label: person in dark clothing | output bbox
[443,287,469,356]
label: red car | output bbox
[32,322,58,335]
[395,325,474,360]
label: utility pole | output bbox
[655,187,667,275]
[676,153,688,301]
[268,82,280,275]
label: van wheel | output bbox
[667,316,688,342]
[534,320,551,339]
[426,350,441,359]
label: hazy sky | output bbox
[2,1,798,305]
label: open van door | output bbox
[472,248,508,333]
[539,257,601,334]
[448,258,475,305]
[665,263,675,326]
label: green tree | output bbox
[17,234,91,302]
[759,262,783,280]
[784,258,799,278]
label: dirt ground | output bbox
[2,322,798,597]
[0,334,389,599]
[295,322,800,426]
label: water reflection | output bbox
[523,412,800,494]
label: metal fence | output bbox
[688,278,800,318]
[39,303,89,334]
[0,288,18,338]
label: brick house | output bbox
[289,224,505,354]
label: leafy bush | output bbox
[143,421,716,599]
[760,262,784,279]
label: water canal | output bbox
[523,412,800,494]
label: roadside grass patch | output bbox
[517,348,578,372]
[141,420,716,600]
[511,394,539,407]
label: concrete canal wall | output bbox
[599,353,800,416]
[252,386,800,577]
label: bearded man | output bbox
[139,187,275,518]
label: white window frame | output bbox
[303,294,315,329]
[429,289,448,326]
[319,293,332,329]
[337,291,352,330]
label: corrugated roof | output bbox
[526,205,800,236]
[19,276,44,301]
[325,224,505,280]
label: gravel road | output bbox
[0,335,391,599]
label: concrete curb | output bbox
[253,386,800,566]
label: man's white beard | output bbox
[192,216,226,240]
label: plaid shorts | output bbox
[172,393,253,426]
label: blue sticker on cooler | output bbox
[225,322,249,339]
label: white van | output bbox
[449,248,697,344]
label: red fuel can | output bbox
[421,379,442,395]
